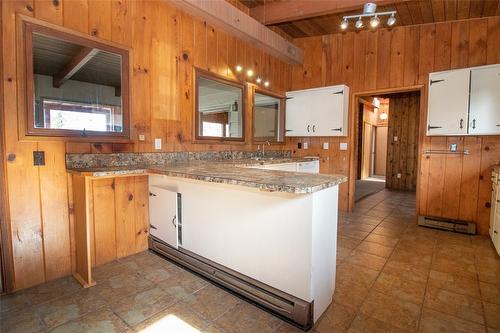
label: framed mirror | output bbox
[195,69,245,141]
[22,19,130,139]
[253,90,285,143]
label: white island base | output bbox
[148,175,339,329]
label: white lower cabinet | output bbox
[251,160,320,174]
[297,161,320,173]
[149,185,180,248]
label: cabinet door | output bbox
[315,87,347,136]
[469,65,500,135]
[285,91,312,136]
[427,69,470,135]
[149,186,179,249]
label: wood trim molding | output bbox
[249,0,410,25]
[169,0,303,64]
[16,15,133,142]
[252,86,286,144]
[0,6,15,293]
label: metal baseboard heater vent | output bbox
[149,236,313,330]
[418,216,476,235]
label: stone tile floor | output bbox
[1,189,499,332]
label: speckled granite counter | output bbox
[67,157,347,194]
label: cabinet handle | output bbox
[331,127,342,131]
[285,129,293,132]
[312,125,316,132]
[307,125,310,132]
[472,119,476,129]
[430,79,445,85]
[460,119,463,129]
[428,125,443,130]
[172,215,177,228]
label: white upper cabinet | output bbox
[285,85,349,137]
[427,63,500,136]
[469,65,500,135]
[427,69,470,135]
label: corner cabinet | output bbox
[285,85,349,137]
[427,64,500,136]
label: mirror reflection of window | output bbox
[196,75,244,140]
[31,31,123,134]
[253,92,284,143]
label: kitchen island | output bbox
[67,154,346,329]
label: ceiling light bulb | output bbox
[256,77,262,84]
[264,81,270,87]
[236,65,243,72]
[370,15,380,28]
[246,69,254,77]
[380,111,388,120]
[340,18,348,30]
[387,13,396,26]
[355,17,363,29]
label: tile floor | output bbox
[1,189,499,333]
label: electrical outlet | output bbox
[394,136,398,142]
[138,134,145,141]
[450,143,457,152]
[298,142,302,149]
[154,138,162,150]
[397,173,402,179]
[340,142,348,150]
[303,142,309,149]
[323,142,329,150]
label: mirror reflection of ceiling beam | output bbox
[53,47,99,88]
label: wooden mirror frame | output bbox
[194,68,246,142]
[17,15,132,142]
[252,88,286,144]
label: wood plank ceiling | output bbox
[240,0,500,38]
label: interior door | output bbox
[149,186,179,249]
[285,91,311,136]
[361,122,373,179]
[469,65,500,135]
[374,126,388,176]
[315,88,345,136]
[427,69,470,135]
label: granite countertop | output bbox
[67,157,347,194]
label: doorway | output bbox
[355,91,420,202]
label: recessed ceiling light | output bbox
[246,69,254,77]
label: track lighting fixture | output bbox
[340,18,349,30]
[369,15,380,28]
[340,3,396,31]
[355,17,363,29]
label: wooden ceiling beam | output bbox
[169,0,303,64]
[53,47,99,88]
[250,0,409,25]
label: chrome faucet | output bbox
[259,140,270,157]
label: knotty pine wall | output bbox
[1,0,294,291]
[288,16,500,235]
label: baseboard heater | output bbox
[418,216,476,235]
[149,236,313,330]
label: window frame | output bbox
[194,68,246,143]
[252,87,286,144]
[19,16,131,141]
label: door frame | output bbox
[348,85,426,212]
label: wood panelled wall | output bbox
[288,16,500,235]
[386,93,420,191]
[1,0,292,291]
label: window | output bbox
[22,18,130,140]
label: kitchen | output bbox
[1,0,500,332]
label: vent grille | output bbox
[418,216,476,234]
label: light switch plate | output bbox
[303,142,309,149]
[340,142,348,150]
[323,142,329,150]
[154,138,162,150]
[397,173,402,178]
[138,134,145,141]
[394,136,398,142]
